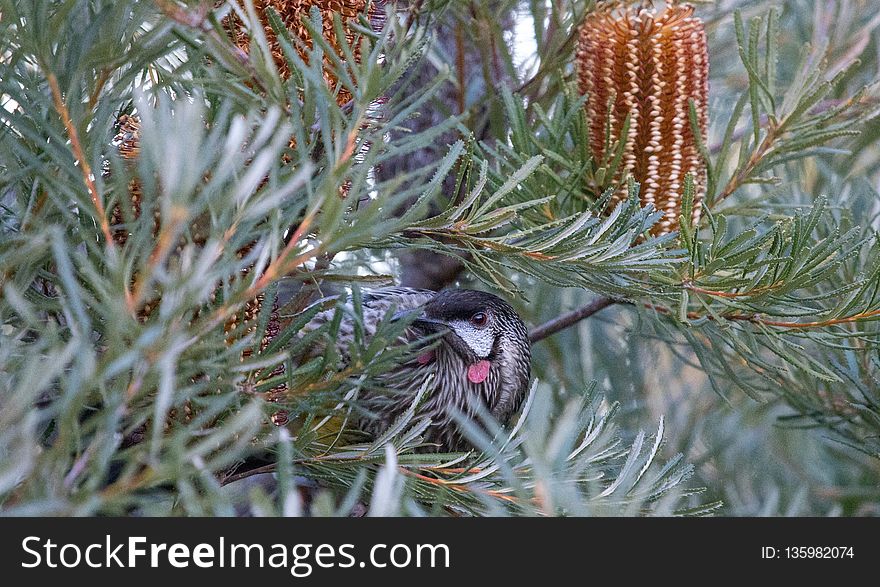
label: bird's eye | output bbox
[470,311,489,328]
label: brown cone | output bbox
[226,0,386,105]
[577,2,709,234]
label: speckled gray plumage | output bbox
[298,287,531,450]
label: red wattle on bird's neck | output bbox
[467,360,491,384]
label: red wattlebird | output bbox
[299,287,532,450]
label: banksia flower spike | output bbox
[228,0,386,105]
[577,2,709,234]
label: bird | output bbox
[297,287,532,451]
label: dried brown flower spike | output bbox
[577,2,709,234]
[110,114,150,247]
[228,0,386,105]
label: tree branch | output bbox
[45,72,115,248]
[643,301,880,330]
[529,296,616,343]
[527,287,878,346]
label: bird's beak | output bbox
[391,309,449,332]
[392,311,476,360]
[412,316,450,333]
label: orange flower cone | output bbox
[577,2,709,234]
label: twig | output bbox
[524,283,875,345]
[88,68,112,111]
[221,463,276,486]
[737,308,880,329]
[399,468,521,504]
[46,72,115,247]
[125,204,190,314]
[642,301,880,330]
[529,296,616,343]
[220,459,520,507]
[683,281,785,298]
[248,208,320,296]
[712,98,864,204]
[528,291,879,340]
[714,122,778,204]
[708,99,853,156]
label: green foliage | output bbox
[659,5,880,466]
[222,382,717,517]
[706,8,878,206]
[1,0,879,516]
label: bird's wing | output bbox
[299,286,436,317]
[296,287,438,348]
[361,286,436,306]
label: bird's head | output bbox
[411,289,531,385]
